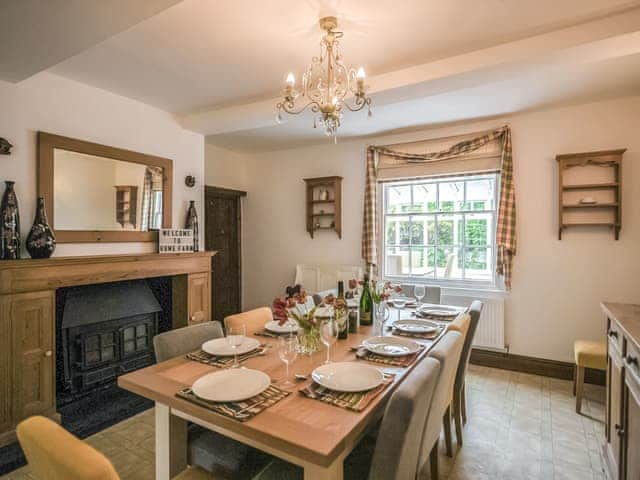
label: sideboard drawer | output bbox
[608,319,624,355]
[625,339,640,381]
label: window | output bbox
[382,174,498,285]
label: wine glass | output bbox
[414,285,426,307]
[392,297,407,322]
[278,334,299,389]
[226,324,246,368]
[319,318,339,364]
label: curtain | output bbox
[361,125,516,289]
[141,166,163,231]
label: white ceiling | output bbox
[0,0,181,83]
[9,0,640,151]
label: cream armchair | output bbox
[294,264,363,294]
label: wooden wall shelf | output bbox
[556,149,625,240]
[304,176,342,239]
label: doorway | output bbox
[204,186,246,322]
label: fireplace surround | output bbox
[0,251,215,447]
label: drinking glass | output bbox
[414,285,426,306]
[319,318,339,364]
[278,334,299,388]
[392,297,407,322]
[226,324,246,368]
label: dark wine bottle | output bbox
[337,281,348,339]
[359,274,373,326]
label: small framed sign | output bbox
[158,228,194,253]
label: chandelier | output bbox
[276,16,372,140]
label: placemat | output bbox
[299,374,395,412]
[177,384,290,421]
[185,347,265,368]
[390,326,444,340]
[354,345,425,367]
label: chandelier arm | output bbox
[277,100,323,116]
[342,96,371,112]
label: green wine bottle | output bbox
[337,281,348,339]
[359,274,373,326]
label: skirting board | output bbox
[470,348,606,386]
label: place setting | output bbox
[413,303,465,321]
[388,318,445,340]
[186,325,269,368]
[253,318,299,338]
[352,335,426,367]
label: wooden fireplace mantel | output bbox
[0,251,216,295]
[0,251,216,447]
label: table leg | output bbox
[155,402,187,480]
[303,458,343,480]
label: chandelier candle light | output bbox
[276,16,372,141]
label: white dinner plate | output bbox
[312,362,385,392]
[417,304,462,317]
[362,336,421,357]
[393,319,439,334]
[192,368,271,402]
[264,320,299,334]
[202,336,261,356]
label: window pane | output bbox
[435,246,462,279]
[396,216,411,245]
[412,184,437,213]
[409,217,425,245]
[464,247,493,281]
[385,217,398,245]
[438,181,464,212]
[410,246,435,278]
[435,214,464,246]
[465,213,492,247]
[412,215,435,245]
[466,178,495,211]
[386,185,411,214]
[385,246,410,275]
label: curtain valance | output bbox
[362,125,516,289]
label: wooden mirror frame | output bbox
[37,132,173,243]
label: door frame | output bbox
[204,186,247,317]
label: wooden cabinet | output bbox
[602,303,640,480]
[0,291,55,444]
[187,272,210,325]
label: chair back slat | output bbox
[224,307,272,333]
[153,321,224,362]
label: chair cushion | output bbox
[574,340,607,370]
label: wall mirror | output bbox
[38,132,173,243]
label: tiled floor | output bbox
[2,365,606,480]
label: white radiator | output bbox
[441,292,506,352]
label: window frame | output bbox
[379,173,500,289]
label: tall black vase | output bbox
[185,200,199,252]
[0,180,20,260]
[26,197,56,259]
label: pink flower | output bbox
[348,279,358,290]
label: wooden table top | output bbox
[118,316,446,467]
[601,302,640,349]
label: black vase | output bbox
[185,200,199,252]
[26,197,56,259]
[0,181,20,260]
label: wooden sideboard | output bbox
[0,251,215,446]
[601,302,640,480]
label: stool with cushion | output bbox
[16,415,212,480]
[574,339,607,414]
[153,322,269,477]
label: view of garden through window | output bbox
[383,174,498,283]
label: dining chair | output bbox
[399,284,441,304]
[224,307,272,334]
[419,331,464,480]
[251,357,442,480]
[16,415,213,480]
[153,322,269,477]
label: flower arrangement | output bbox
[272,284,320,354]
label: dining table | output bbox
[118,303,459,480]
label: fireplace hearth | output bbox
[56,280,165,405]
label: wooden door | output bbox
[187,273,210,325]
[205,186,245,322]
[624,363,640,479]
[6,291,55,422]
[606,337,624,479]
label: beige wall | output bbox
[205,143,248,191]
[0,72,204,256]
[218,96,640,363]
